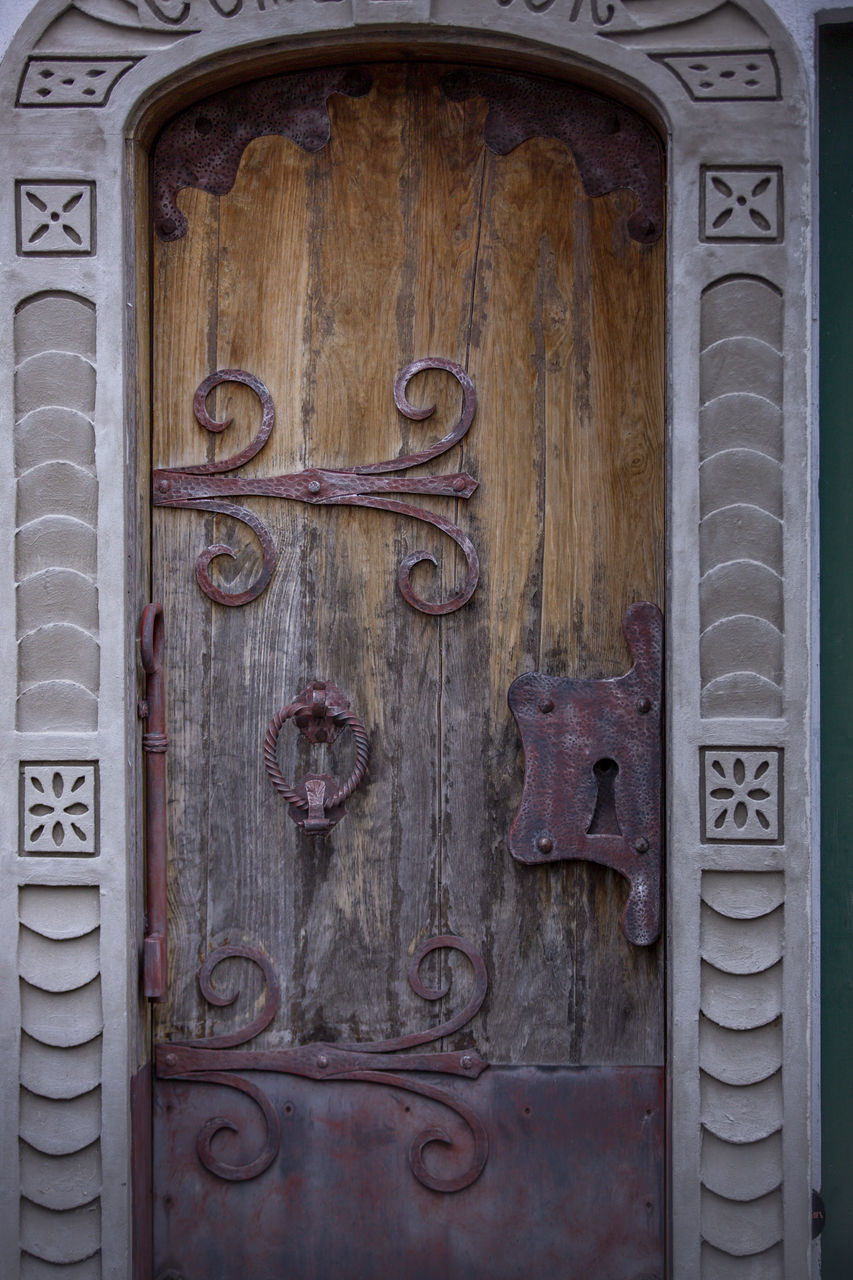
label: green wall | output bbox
[820,23,853,1275]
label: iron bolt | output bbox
[157,478,171,492]
[165,1053,177,1067]
[538,698,555,714]
[308,480,321,493]
[635,837,649,854]
[461,1054,473,1069]
[637,697,652,714]
[453,477,467,492]
[317,1053,329,1068]
[537,836,554,854]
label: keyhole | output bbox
[587,758,621,835]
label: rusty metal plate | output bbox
[152,67,373,242]
[508,603,663,946]
[152,1066,664,1280]
[441,67,664,244]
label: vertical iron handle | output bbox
[140,604,168,1002]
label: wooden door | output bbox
[146,61,665,1279]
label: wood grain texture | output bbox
[151,64,664,1063]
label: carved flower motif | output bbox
[704,751,779,841]
[28,771,89,845]
[21,765,97,854]
[702,168,780,242]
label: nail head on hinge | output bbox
[538,698,555,714]
[635,837,649,854]
[537,836,554,854]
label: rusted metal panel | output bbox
[153,359,480,613]
[441,67,663,244]
[152,67,374,242]
[508,602,663,946]
[152,1065,664,1280]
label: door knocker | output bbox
[263,681,368,834]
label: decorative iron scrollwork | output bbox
[156,936,490,1192]
[153,358,480,614]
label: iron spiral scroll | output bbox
[152,357,480,614]
[155,936,490,1192]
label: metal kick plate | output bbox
[153,1066,664,1280]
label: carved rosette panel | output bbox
[700,872,784,1277]
[699,276,783,718]
[14,293,99,732]
[18,886,103,1278]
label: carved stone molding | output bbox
[18,886,103,1278]
[15,181,96,256]
[16,56,139,106]
[701,167,783,243]
[701,749,781,844]
[700,872,784,1276]
[699,275,784,719]
[19,763,99,856]
[14,293,100,733]
[653,51,781,101]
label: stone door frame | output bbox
[0,2,814,1277]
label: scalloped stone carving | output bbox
[17,888,102,1277]
[14,294,99,732]
[699,277,784,718]
[699,873,784,1274]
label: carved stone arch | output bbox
[0,2,814,1278]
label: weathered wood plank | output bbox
[151,183,221,1041]
[151,63,664,1064]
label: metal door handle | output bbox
[139,603,168,1000]
[263,681,369,834]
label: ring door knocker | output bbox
[263,681,369,834]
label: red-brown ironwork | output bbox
[441,67,664,244]
[140,603,168,1001]
[153,1066,664,1277]
[508,602,663,946]
[155,936,489,1192]
[153,358,480,613]
[152,66,373,241]
[263,681,369,834]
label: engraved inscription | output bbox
[139,0,345,24]
[496,0,615,21]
